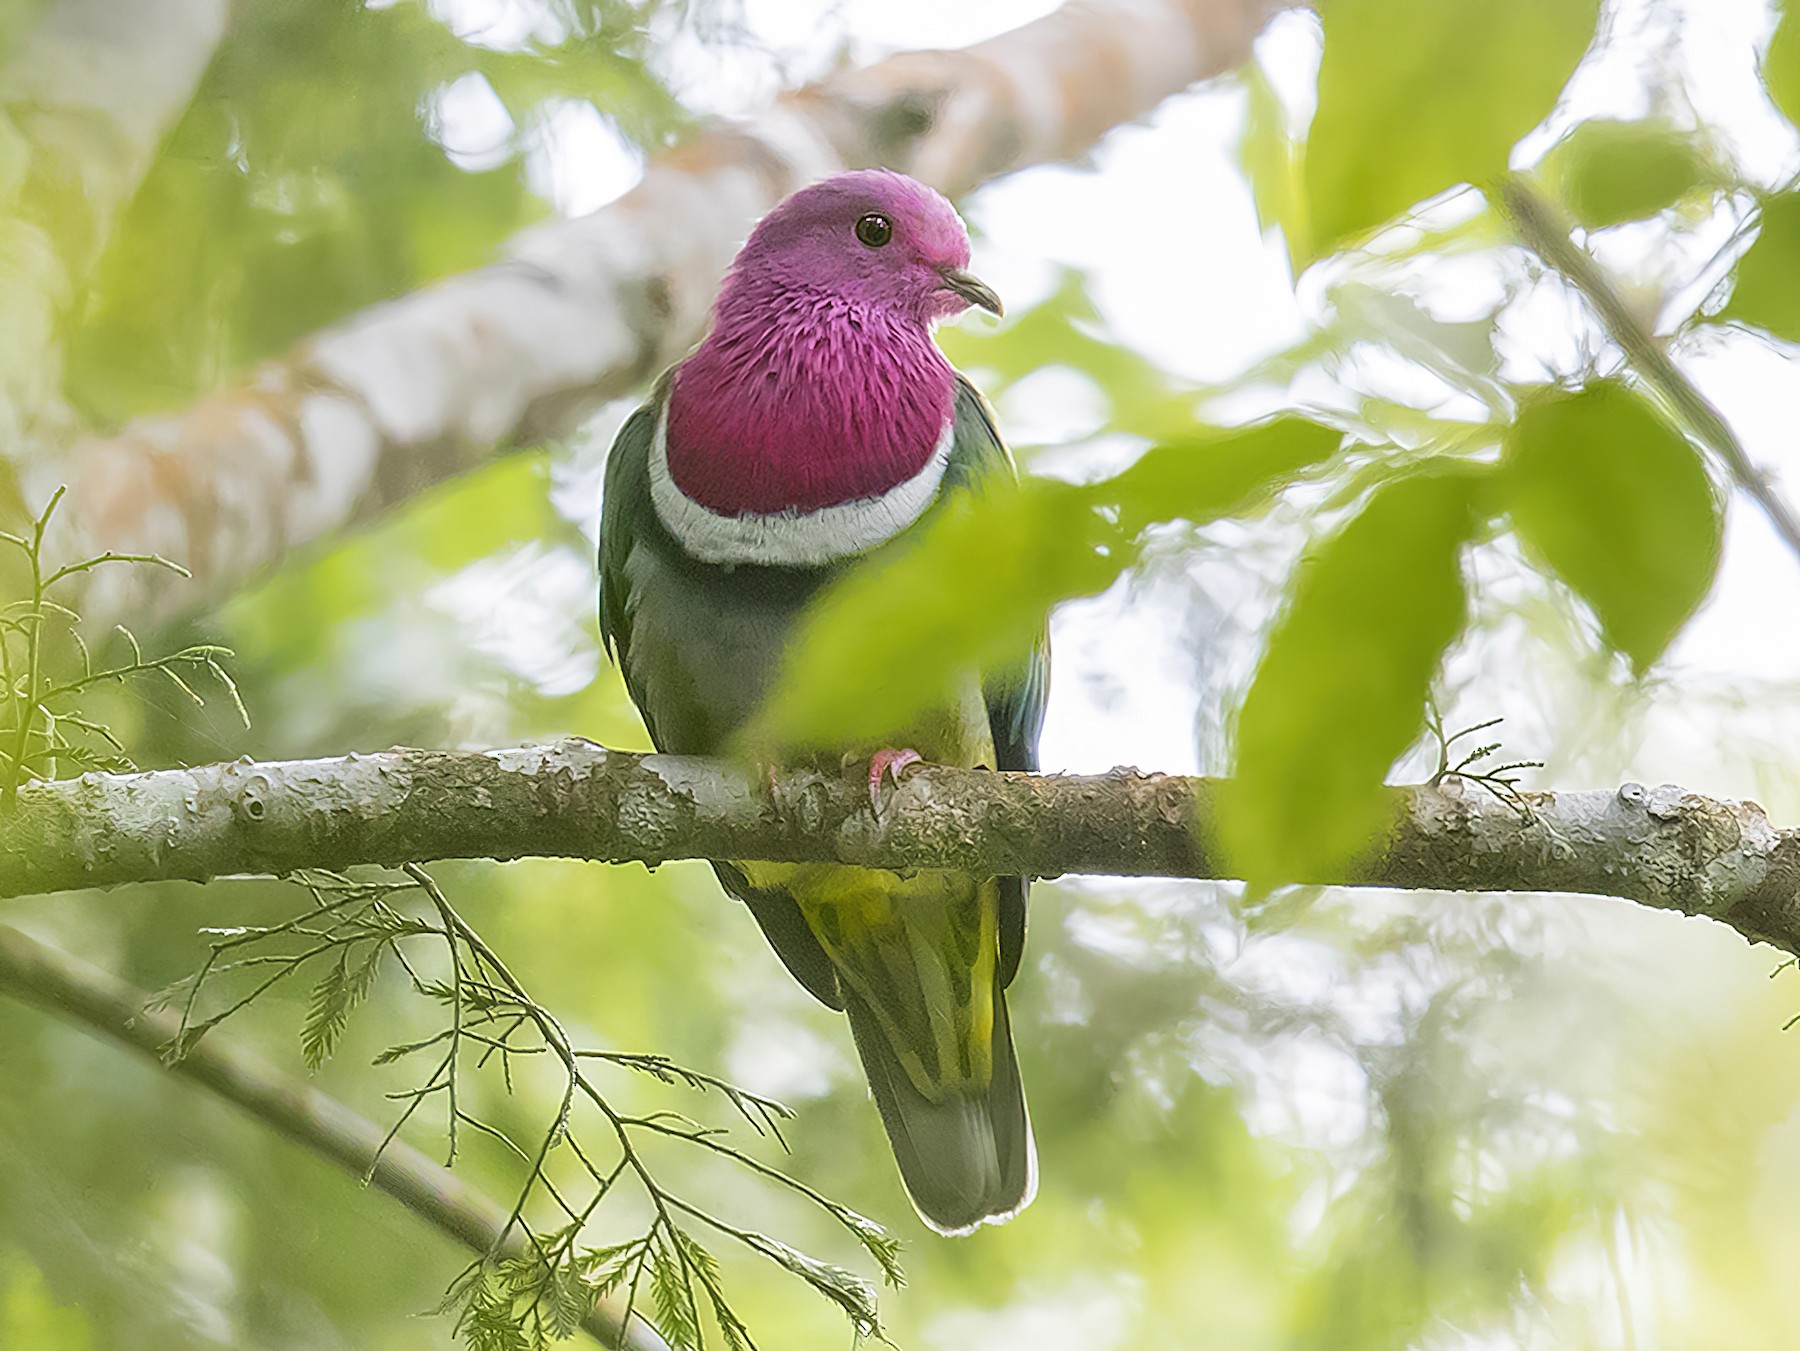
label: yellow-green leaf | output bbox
[1503,382,1721,672]
[1109,416,1343,534]
[1304,0,1599,262]
[1220,469,1479,889]
[1240,59,1310,270]
[1720,192,1800,342]
[755,417,1343,753]
[750,480,1120,752]
[1767,0,1800,128]
[1544,119,1711,229]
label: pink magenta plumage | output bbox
[665,170,984,517]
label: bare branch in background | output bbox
[1497,175,1800,565]
[0,922,672,1351]
[24,0,1300,634]
[6,739,1798,956]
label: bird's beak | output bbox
[938,268,1004,317]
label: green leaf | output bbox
[830,1207,905,1289]
[648,1237,701,1351]
[579,1242,641,1302]
[1502,382,1721,671]
[1109,416,1343,534]
[737,1230,883,1339]
[1719,192,1800,342]
[755,417,1341,753]
[301,952,353,1071]
[1220,469,1480,889]
[300,943,382,1070]
[544,1258,596,1341]
[1543,120,1711,229]
[1304,0,1599,262]
[672,1228,756,1351]
[750,478,1121,752]
[1767,0,1800,129]
[0,1252,97,1350]
[1240,59,1310,270]
[1325,281,1502,396]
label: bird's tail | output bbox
[842,974,1035,1234]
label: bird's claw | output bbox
[867,748,924,812]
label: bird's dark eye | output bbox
[854,213,892,248]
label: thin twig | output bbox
[0,923,671,1351]
[144,859,897,1338]
[3,488,57,803]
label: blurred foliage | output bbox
[1299,0,1599,262]
[1719,191,1800,340]
[1241,58,1309,273]
[1766,0,1800,128]
[64,0,687,427]
[10,0,1800,1348]
[939,268,1203,439]
[1541,119,1716,229]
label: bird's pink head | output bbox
[665,171,1001,520]
[721,170,1001,325]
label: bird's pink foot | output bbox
[867,747,924,811]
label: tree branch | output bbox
[1496,174,1800,565]
[5,739,1798,956]
[0,922,671,1351]
[31,0,1299,635]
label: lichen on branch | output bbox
[3,738,1796,957]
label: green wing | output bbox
[597,382,663,673]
